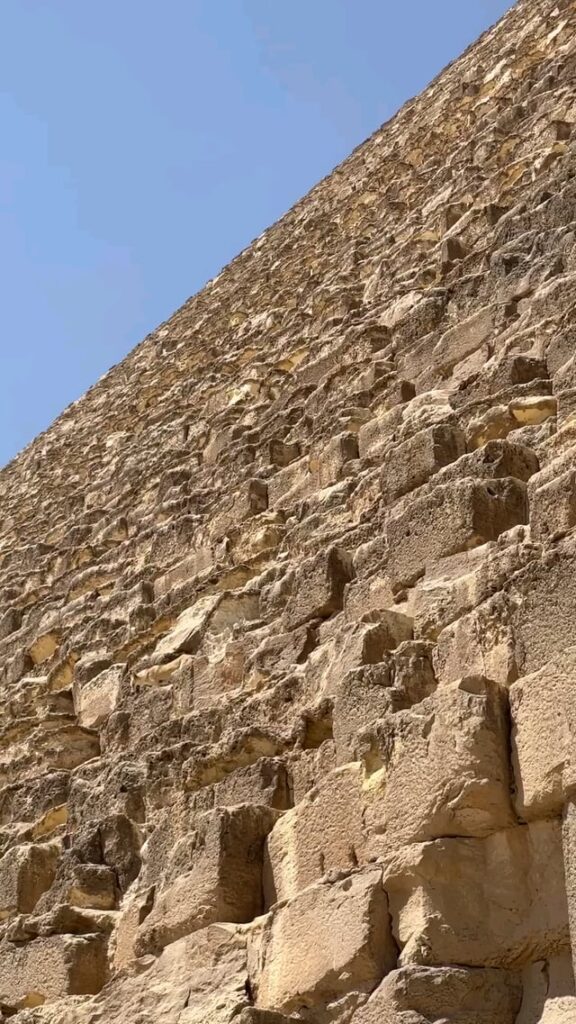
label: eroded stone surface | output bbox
[1,0,576,1019]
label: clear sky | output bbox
[0,0,514,467]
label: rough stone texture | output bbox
[1,0,576,1019]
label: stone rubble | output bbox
[1,0,576,1020]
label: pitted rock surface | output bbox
[2,1,576,1021]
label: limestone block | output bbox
[386,477,528,592]
[384,820,569,968]
[412,528,536,641]
[155,591,260,660]
[0,842,60,921]
[510,647,576,819]
[433,591,517,686]
[530,469,576,542]
[68,864,117,910]
[332,643,437,764]
[135,804,278,955]
[73,664,123,730]
[305,618,414,702]
[358,408,401,459]
[213,757,291,810]
[431,439,539,487]
[516,957,576,1024]
[282,546,354,630]
[311,432,359,488]
[431,305,496,376]
[507,537,576,677]
[265,764,366,903]
[267,457,312,509]
[250,869,397,1012]
[352,965,522,1024]
[361,677,514,850]
[380,423,466,503]
[269,439,301,468]
[561,799,576,985]
[100,923,248,1024]
[0,933,108,1007]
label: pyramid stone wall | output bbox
[1,1,576,1020]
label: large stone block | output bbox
[516,957,576,1024]
[0,842,60,921]
[155,591,260,661]
[282,546,354,630]
[431,306,496,376]
[332,643,437,764]
[93,923,248,1024]
[135,804,278,955]
[384,821,569,968]
[510,647,576,820]
[352,965,522,1024]
[250,869,397,1012]
[386,477,528,592]
[529,468,576,542]
[380,423,466,503]
[265,764,366,903]
[0,933,108,1008]
[73,664,123,730]
[361,677,514,850]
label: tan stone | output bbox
[265,764,366,903]
[386,477,528,592]
[510,647,576,819]
[283,546,354,630]
[384,821,569,968]
[380,423,466,503]
[73,665,123,729]
[352,965,522,1024]
[135,804,278,954]
[361,677,514,850]
[0,842,60,921]
[0,934,108,1007]
[250,869,397,1012]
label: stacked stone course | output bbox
[1,0,576,1020]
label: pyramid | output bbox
[1,0,576,1020]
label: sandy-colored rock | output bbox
[250,869,397,1012]
[361,677,514,850]
[511,647,576,819]
[135,804,278,955]
[264,763,366,903]
[1,2,575,1021]
[352,964,522,1024]
[384,821,569,968]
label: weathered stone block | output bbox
[0,842,60,921]
[511,648,576,820]
[110,923,248,1023]
[73,664,123,729]
[386,477,528,591]
[135,804,278,955]
[380,423,466,502]
[361,677,514,850]
[352,965,522,1024]
[530,469,576,542]
[282,546,354,630]
[265,764,366,903]
[0,933,108,1007]
[332,643,437,764]
[311,432,359,488]
[384,821,568,968]
[155,591,260,660]
[431,306,496,376]
[516,957,576,1024]
[250,869,397,1012]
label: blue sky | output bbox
[0,0,514,467]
